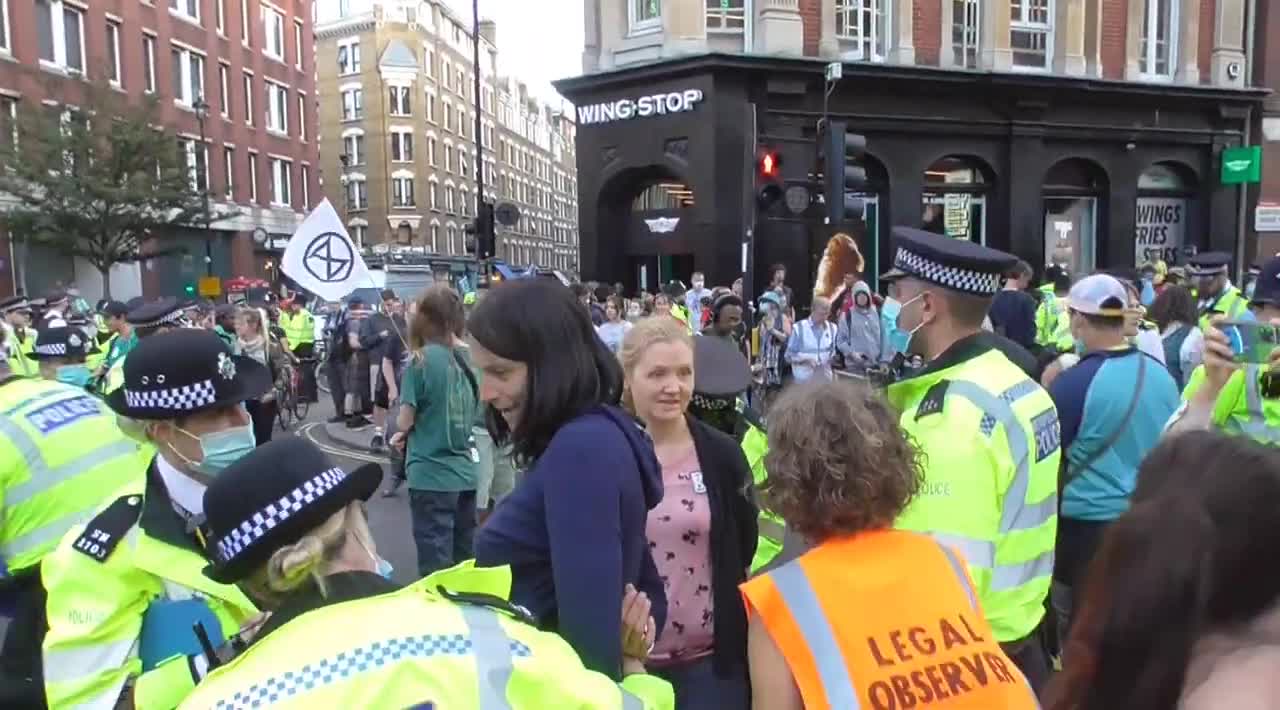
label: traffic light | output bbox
[474,201,496,259]
[756,146,784,212]
[183,282,196,298]
[821,120,868,225]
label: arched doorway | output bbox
[1043,158,1108,278]
[1136,161,1197,266]
[597,165,697,293]
[921,155,994,244]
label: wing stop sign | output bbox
[1222,146,1262,185]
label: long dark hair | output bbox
[466,279,623,466]
[1044,431,1280,710]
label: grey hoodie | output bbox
[836,282,882,369]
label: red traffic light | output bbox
[761,152,778,176]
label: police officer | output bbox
[880,227,1060,690]
[0,296,38,378]
[102,297,189,395]
[41,329,272,709]
[1189,251,1249,332]
[0,346,141,707]
[41,291,70,329]
[279,295,316,401]
[181,435,675,709]
[24,326,100,390]
[1170,254,1280,442]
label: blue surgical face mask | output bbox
[55,365,93,387]
[359,536,394,580]
[883,294,925,355]
[175,424,257,475]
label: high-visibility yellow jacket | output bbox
[42,458,258,710]
[181,562,674,710]
[0,378,142,576]
[1182,364,1280,444]
[6,326,37,378]
[887,342,1060,643]
[741,424,785,573]
[1198,285,1248,333]
[279,309,315,348]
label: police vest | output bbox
[0,378,142,575]
[1033,286,1057,346]
[42,464,258,710]
[279,310,315,347]
[181,562,674,710]
[1198,286,1248,333]
[1182,364,1280,444]
[886,347,1060,643]
[741,424,784,573]
[6,327,36,378]
[740,530,1040,710]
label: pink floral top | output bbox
[645,444,715,665]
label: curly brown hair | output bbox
[761,380,924,541]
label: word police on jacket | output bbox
[576,89,705,125]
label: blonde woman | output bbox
[185,435,677,710]
[234,306,293,444]
[620,317,757,709]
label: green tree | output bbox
[0,81,231,298]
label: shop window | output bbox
[835,0,888,62]
[706,0,745,33]
[1010,0,1052,70]
[922,155,992,244]
[1043,158,1107,278]
[1139,0,1177,79]
[1136,162,1196,267]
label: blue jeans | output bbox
[651,656,749,710]
[409,489,477,577]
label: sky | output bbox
[439,0,585,109]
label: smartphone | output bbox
[1219,320,1280,364]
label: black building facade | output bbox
[554,53,1266,302]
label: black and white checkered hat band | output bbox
[133,310,186,328]
[215,467,349,564]
[894,247,1002,296]
[1188,265,1228,276]
[123,378,217,410]
[35,343,68,356]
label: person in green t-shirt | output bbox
[391,285,479,577]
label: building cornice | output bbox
[553,52,1271,105]
[316,16,376,40]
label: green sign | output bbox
[1222,146,1262,185]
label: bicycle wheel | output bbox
[315,360,329,394]
[275,390,293,431]
[293,376,310,420]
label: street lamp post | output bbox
[193,98,213,278]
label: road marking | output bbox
[297,422,391,464]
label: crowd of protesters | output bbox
[9,225,1280,709]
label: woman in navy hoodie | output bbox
[469,279,668,681]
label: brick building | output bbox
[0,0,318,300]
[314,0,580,273]
[562,0,1265,298]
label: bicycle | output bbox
[274,365,308,431]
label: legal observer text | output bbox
[576,90,705,126]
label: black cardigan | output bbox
[685,416,758,678]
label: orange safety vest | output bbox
[741,530,1040,710]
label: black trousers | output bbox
[1000,626,1052,696]
[0,570,48,709]
[246,398,276,444]
[292,342,316,402]
[327,358,347,415]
